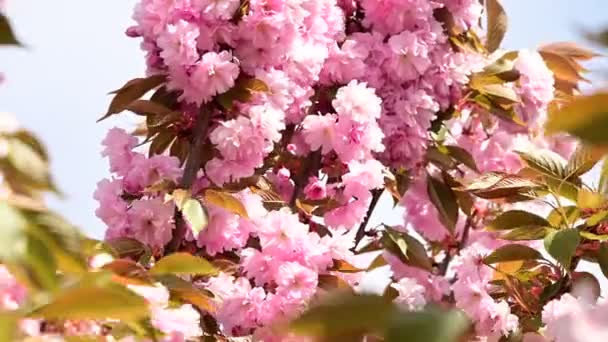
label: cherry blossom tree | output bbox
[2,1,608,341]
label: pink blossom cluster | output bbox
[80,0,592,341]
[95,128,181,251]
[200,192,359,338]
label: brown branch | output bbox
[439,215,473,276]
[352,189,383,251]
[165,106,211,254]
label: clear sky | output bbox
[2,0,608,238]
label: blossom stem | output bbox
[352,189,383,251]
[166,106,211,254]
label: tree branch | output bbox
[439,215,473,276]
[165,106,211,254]
[352,189,383,251]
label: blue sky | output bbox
[2,0,607,238]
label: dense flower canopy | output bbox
[2,1,608,342]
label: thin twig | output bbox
[165,106,211,254]
[440,215,473,276]
[352,189,383,251]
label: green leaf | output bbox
[0,14,21,45]
[484,244,543,264]
[487,210,551,231]
[599,157,608,195]
[485,0,508,52]
[577,189,605,209]
[23,234,59,292]
[204,190,249,218]
[30,283,148,321]
[28,212,87,274]
[289,294,397,338]
[0,202,28,260]
[502,226,551,241]
[516,149,566,180]
[597,243,608,279]
[385,308,471,342]
[0,312,17,342]
[544,229,580,269]
[101,74,167,121]
[580,231,608,241]
[150,252,217,276]
[545,93,608,145]
[181,198,209,235]
[381,228,432,271]
[427,174,459,233]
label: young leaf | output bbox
[154,274,216,313]
[544,229,580,269]
[150,253,217,276]
[30,283,148,321]
[181,198,209,235]
[445,146,480,172]
[216,77,269,110]
[427,174,459,233]
[101,74,167,121]
[565,146,602,179]
[382,228,432,271]
[545,93,608,145]
[0,14,21,45]
[487,210,551,231]
[105,238,150,259]
[0,312,17,342]
[204,190,249,218]
[485,0,508,52]
[484,244,543,264]
[516,149,566,180]
[540,42,599,61]
[330,260,364,273]
[462,172,540,199]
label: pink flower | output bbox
[391,278,427,310]
[387,31,432,81]
[152,304,202,339]
[101,128,138,175]
[176,51,240,105]
[196,203,252,256]
[0,266,27,310]
[275,262,318,302]
[303,176,327,200]
[128,197,175,250]
[156,20,200,67]
[332,80,382,123]
[198,0,241,20]
[301,114,338,154]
